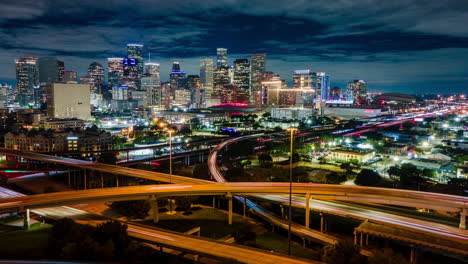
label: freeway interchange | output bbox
[0,107,467,262]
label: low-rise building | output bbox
[329,148,374,163]
[402,158,457,177]
[42,118,85,131]
[4,126,112,153]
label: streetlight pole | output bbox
[286,126,298,256]
[167,129,175,183]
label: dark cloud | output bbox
[0,0,467,93]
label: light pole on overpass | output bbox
[167,129,175,183]
[286,126,298,255]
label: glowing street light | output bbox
[286,126,298,256]
[167,129,175,183]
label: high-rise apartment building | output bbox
[216,48,227,67]
[88,62,104,93]
[107,57,124,88]
[15,56,39,106]
[329,87,343,100]
[37,57,60,84]
[233,59,250,101]
[46,83,91,120]
[346,80,367,105]
[314,72,330,110]
[63,70,78,83]
[251,53,266,107]
[293,70,330,110]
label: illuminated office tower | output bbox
[144,63,160,79]
[251,53,266,107]
[213,66,230,97]
[200,58,213,97]
[122,58,139,90]
[88,62,104,94]
[127,44,144,76]
[146,86,163,108]
[112,86,129,100]
[63,70,78,83]
[216,48,227,67]
[169,62,186,90]
[46,83,91,120]
[57,60,65,82]
[37,57,60,84]
[15,56,39,106]
[346,80,367,105]
[107,57,124,88]
[233,59,250,101]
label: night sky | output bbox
[1,0,468,94]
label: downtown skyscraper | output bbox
[233,58,250,101]
[108,57,124,88]
[200,58,214,98]
[251,53,266,107]
[15,56,38,106]
[88,62,105,94]
[216,48,228,67]
[37,57,60,84]
[126,44,144,89]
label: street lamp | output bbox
[286,126,298,255]
[167,129,175,183]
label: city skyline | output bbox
[0,0,467,94]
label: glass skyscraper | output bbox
[251,53,266,107]
[15,56,38,106]
[108,57,124,88]
[216,48,227,67]
[233,58,250,100]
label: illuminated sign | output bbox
[123,58,138,65]
[67,136,78,140]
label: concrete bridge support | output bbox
[148,195,159,224]
[320,213,325,233]
[227,193,233,225]
[305,193,310,228]
[460,208,467,229]
[83,170,87,190]
[23,208,30,229]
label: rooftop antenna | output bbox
[148,46,152,63]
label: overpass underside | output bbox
[355,220,468,260]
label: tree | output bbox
[318,157,328,164]
[355,169,382,186]
[193,163,210,180]
[340,162,353,174]
[368,248,410,264]
[421,168,437,181]
[190,118,201,130]
[399,163,421,187]
[258,153,273,168]
[326,172,347,184]
[98,152,117,165]
[232,225,256,246]
[321,239,366,264]
[110,200,150,219]
[387,165,401,182]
